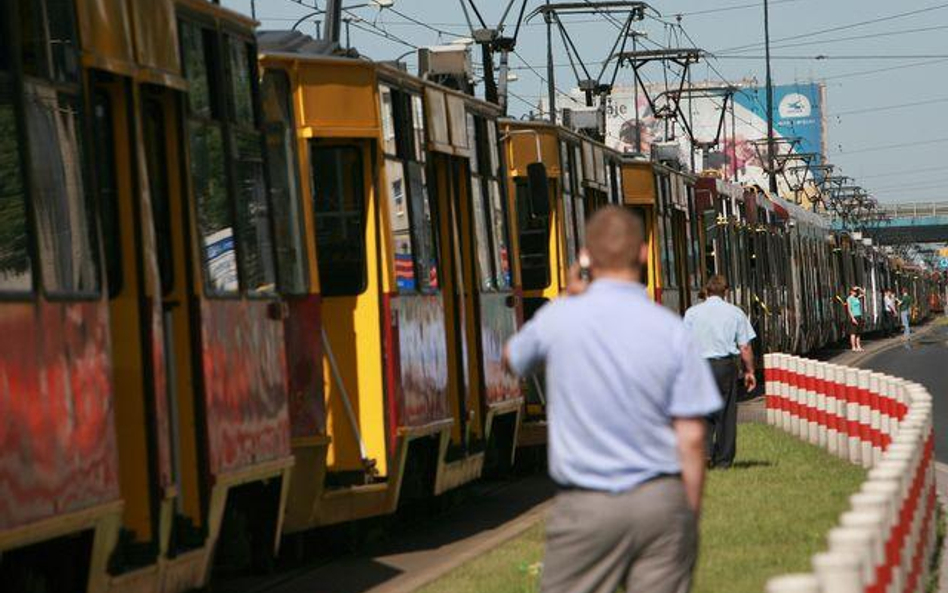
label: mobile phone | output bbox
[579,253,592,283]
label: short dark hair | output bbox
[705,275,728,297]
[585,206,645,273]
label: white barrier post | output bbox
[764,574,820,593]
[869,372,883,464]
[778,354,791,432]
[788,357,801,437]
[825,364,840,457]
[828,527,874,587]
[839,510,887,592]
[812,551,863,593]
[859,480,903,593]
[765,353,776,426]
[806,360,819,445]
[814,362,828,448]
[845,367,862,465]
[858,369,873,468]
[835,365,850,458]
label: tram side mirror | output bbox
[526,162,550,218]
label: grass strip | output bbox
[417,424,865,593]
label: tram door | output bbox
[433,153,480,448]
[138,88,199,526]
[92,75,204,544]
[671,208,691,313]
[91,77,167,550]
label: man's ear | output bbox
[637,242,648,267]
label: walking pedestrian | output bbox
[897,286,914,339]
[883,290,897,337]
[683,275,757,470]
[846,287,864,352]
[503,207,721,593]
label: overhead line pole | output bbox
[764,0,778,194]
[546,0,557,122]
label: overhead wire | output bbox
[715,1,948,54]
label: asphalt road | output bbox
[856,321,948,462]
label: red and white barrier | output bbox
[762,354,938,593]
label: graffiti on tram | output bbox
[479,294,520,405]
[0,301,119,530]
[392,295,450,427]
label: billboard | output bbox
[586,81,827,192]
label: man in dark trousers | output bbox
[504,207,721,593]
[683,275,757,469]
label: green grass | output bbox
[417,424,865,593]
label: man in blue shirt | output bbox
[504,207,721,593]
[683,275,757,469]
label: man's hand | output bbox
[566,261,590,296]
[673,417,707,515]
[743,371,757,392]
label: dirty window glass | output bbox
[311,145,366,296]
[262,71,308,295]
[233,129,276,294]
[189,121,237,293]
[180,21,215,118]
[470,173,492,290]
[385,159,414,291]
[25,83,99,294]
[92,92,122,298]
[488,179,511,289]
[225,36,255,125]
[0,91,32,292]
[379,85,397,156]
[18,0,79,82]
[412,94,426,162]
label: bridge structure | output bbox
[830,201,948,244]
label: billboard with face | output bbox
[589,81,826,192]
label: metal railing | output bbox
[875,201,948,218]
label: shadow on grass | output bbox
[728,460,774,470]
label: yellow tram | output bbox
[258,38,523,529]
[3,1,297,591]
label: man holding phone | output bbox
[683,275,757,470]
[504,207,721,593]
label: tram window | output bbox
[25,85,99,294]
[142,98,175,296]
[189,122,237,293]
[559,142,571,197]
[515,179,550,290]
[406,161,438,292]
[225,36,255,126]
[380,86,397,155]
[311,145,366,296]
[468,114,511,291]
[92,92,123,298]
[0,92,32,292]
[180,21,218,119]
[18,0,79,83]
[467,114,492,290]
[262,71,308,295]
[232,129,276,294]
[412,95,426,162]
[381,85,440,294]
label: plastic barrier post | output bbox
[815,362,828,448]
[764,574,820,593]
[806,360,819,445]
[858,369,874,468]
[812,551,863,593]
[845,367,862,465]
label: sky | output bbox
[223,0,948,204]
